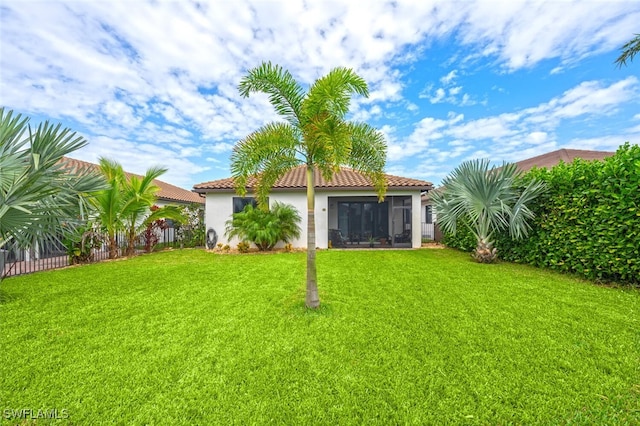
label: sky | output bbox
[1,0,639,189]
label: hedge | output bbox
[445,143,640,285]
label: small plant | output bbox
[142,207,169,253]
[175,203,205,248]
[368,236,376,248]
[284,243,293,252]
[237,241,250,253]
[217,243,223,249]
[63,222,104,265]
[224,202,301,251]
[223,244,231,253]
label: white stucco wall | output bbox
[204,189,423,249]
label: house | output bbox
[419,148,615,241]
[61,157,205,206]
[2,158,204,272]
[193,166,433,249]
[512,148,615,173]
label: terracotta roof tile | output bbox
[193,165,432,192]
[515,149,614,172]
[61,157,204,204]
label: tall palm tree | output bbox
[0,108,104,254]
[231,62,387,308]
[615,33,640,67]
[93,158,184,258]
[432,159,545,263]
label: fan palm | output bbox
[432,160,545,263]
[231,62,387,308]
[1,108,104,257]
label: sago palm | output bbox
[432,159,545,263]
[231,62,387,308]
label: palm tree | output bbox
[615,33,640,67]
[224,201,301,251]
[121,168,184,257]
[231,62,387,308]
[93,158,184,258]
[432,159,545,263]
[1,108,104,256]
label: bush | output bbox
[63,222,103,264]
[175,203,205,248]
[237,241,250,253]
[224,202,301,251]
[442,218,476,252]
[495,143,640,285]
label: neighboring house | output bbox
[61,157,205,206]
[193,166,433,249]
[420,148,615,241]
[512,148,615,173]
[2,158,203,267]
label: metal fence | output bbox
[1,226,196,279]
[421,222,435,240]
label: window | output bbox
[425,205,433,224]
[232,197,265,213]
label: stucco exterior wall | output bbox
[204,189,423,249]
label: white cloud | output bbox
[390,77,639,168]
[440,70,458,85]
[1,0,638,186]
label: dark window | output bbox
[233,197,265,213]
[425,205,433,224]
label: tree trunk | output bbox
[126,228,136,257]
[108,233,118,259]
[306,165,320,308]
[473,238,497,263]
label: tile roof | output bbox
[515,149,614,172]
[61,157,204,204]
[193,165,432,193]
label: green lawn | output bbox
[1,249,638,424]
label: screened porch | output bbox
[327,196,413,248]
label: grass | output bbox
[1,248,639,424]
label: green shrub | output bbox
[237,241,250,253]
[496,143,640,285]
[442,218,476,252]
[63,222,103,264]
[224,202,301,251]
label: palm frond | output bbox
[230,122,301,205]
[238,61,305,127]
[345,122,387,200]
[615,33,640,68]
[303,67,368,120]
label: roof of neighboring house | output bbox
[514,148,614,172]
[193,166,432,193]
[420,148,615,203]
[61,157,204,205]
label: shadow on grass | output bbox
[0,287,17,304]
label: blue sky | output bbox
[1,1,639,188]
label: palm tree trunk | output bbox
[474,238,497,263]
[126,228,136,257]
[108,233,118,259]
[306,165,320,308]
